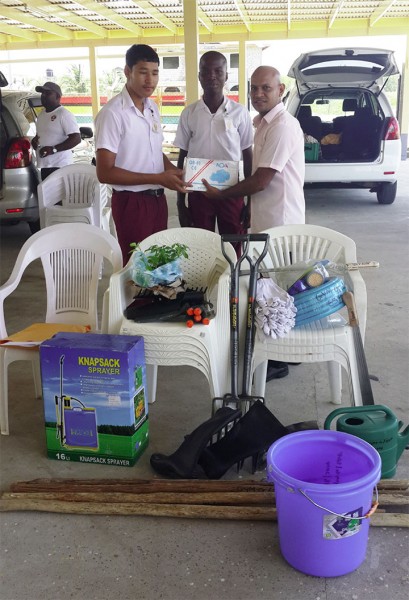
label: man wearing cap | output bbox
[31,82,81,181]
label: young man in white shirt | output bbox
[31,81,81,181]
[95,44,186,265]
[174,51,253,255]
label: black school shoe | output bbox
[266,360,289,381]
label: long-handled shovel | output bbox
[212,234,269,414]
[240,233,270,412]
[212,235,250,415]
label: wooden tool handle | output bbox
[342,291,359,327]
[346,261,379,270]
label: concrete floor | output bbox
[1,164,408,600]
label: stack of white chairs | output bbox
[0,223,123,434]
[37,164,112,235]
[250,224,368,406]
[104,228,236,406]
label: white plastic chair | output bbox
[37,164,112,234]
[0,223,123,435]
[251,224,367,406]
[105,228,236,405]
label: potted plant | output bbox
[129,242,189,290]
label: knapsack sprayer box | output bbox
[184,158,239,192]
[40,332,148,467]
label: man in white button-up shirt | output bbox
[203,65,305,232]
[174,51,253,255]
[95,44,186,264]
[203,65,305,381]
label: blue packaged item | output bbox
[294,277,347,327]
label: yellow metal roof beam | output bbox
[24,0,108,37]
[0,21,38,41]
[1,6,73,39]
[1,16,409,49]
[329,0,346,29]
[370,0,397,27]
[287,0,291,31]
[197,7,214,32]
[70,0,142,35]
[135,1,178,33]
[233,1,252,32]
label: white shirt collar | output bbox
[253,101,285,127]
[197,96,229,115]
[121,86,153,115]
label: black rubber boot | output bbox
[150,406,242,479]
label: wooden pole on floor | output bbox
[1,478,407,527]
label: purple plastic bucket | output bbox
[267,430,381,577]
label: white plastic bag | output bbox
[131,250,183,289]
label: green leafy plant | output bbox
[129,242,188,270]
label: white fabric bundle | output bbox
[255,278,297,339]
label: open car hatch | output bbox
[288,47,399,92]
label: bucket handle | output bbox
[298,486,379,520]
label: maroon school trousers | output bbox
[187,191,246,255]
[112,189,168,266]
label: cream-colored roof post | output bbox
[238,39,248,107]
[89,46,100,120]
[183,0,200,104]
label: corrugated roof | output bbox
[0,0,408,48]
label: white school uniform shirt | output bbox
[94,86,164,192]
[251,103,305,233]
[36,105,80,168]
[174,97,253,161]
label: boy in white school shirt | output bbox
[95,44,186,265]
[174,51,253,255]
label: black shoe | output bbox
[150,406,242,479]
[198,401,288,479]
[266,360,289,382]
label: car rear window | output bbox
[2,94,37,137]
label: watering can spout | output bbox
[397,423,409,459]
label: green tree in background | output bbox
[384,74,399,92]
[98,67,125,98]
[59,64,90,94]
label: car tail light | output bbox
[4,137,32,168]
[383,117,400,141]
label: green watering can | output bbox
[324,405,409,479]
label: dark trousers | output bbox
[187,191,246,255]
[112,190,168,266]
[41,167,60,181]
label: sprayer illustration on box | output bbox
[41,332,149,466]
[55,355,99,451]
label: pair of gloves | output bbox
[255,278,296,339]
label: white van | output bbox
[286,47,402,204]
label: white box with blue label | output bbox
[40,332,148,467]
[184,157,239,192]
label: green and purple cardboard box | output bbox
[40,332,148,467]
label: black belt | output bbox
[113,188,164,197]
